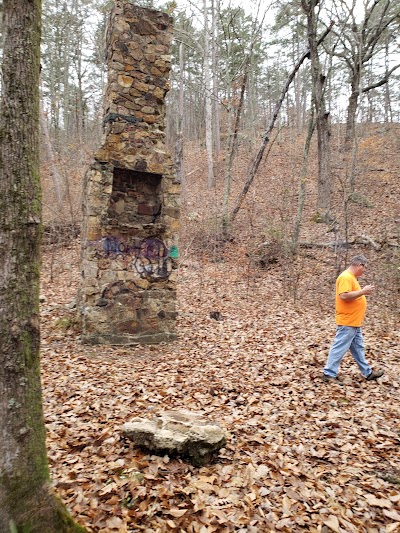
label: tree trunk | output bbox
[40,103,64,209]
[0,1,85,531]
[175,42,184,188]
[292,108,315,254]
[303,0,331,216]
[316,106,331,212]
[222,38,234,236]
[383,41,392,124]
[211,0,221,157]
[345,83,359,149]
[203,0,215,188]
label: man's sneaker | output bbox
[366,369,384,381]
[322,374,343,384]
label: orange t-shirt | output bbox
[335,270,367,327]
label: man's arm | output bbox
[339,285,375,301]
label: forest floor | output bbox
[40,124,400,532]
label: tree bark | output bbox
[291,107,316,254]
[175,42,184,188]
[0,1,85,531]
[303,0,331,216]
[345,73,360,147]
[203,0,215,188]
[211,0,221,157]
[40,103,64,209]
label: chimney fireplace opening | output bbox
[108,167,162,226]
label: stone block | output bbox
[122,410,227,466]
[142,114,157,124]
[150,67,163,77]
[95,148,110,163]
[141,105,155,114]
[114,19,130,32]
[153,87,165,101]
[132,80,149,93]
[137,203,155,215]
[114,198,125,215]
[83,262,99,279]
[90,170,103,183]
[84,286,98,296]
[133,278,150,290]
[163,207,179,219]
[146,163,164,175]
[130,49,144,62]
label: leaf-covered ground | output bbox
[40,239,400,533]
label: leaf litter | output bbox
[40,241,400,532]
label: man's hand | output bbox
[362,284,375,295]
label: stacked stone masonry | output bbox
[80,2,180,345]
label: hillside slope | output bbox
[39,123,400,532]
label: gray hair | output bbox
[350,254,368,265]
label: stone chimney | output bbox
[79,2,179,345]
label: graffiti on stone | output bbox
[133,237,171,280]
[89,236,173,281]
[100,236,134,256]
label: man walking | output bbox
[323,255,384,383]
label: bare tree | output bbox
[175,41,185,187]
[211,0,221,157]
[329,0,400,148]
[229,21,334,225]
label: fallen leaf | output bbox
[384,510,400,522]
[364,494,392,508]
[168,508,188,518]
[322,514,340,533]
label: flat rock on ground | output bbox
[122,410,227,466]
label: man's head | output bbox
[349,254,368,276]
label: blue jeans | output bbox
[324,326,372,378]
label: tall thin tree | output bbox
[302,0,332,218]
[203,0,215,188]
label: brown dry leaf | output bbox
[364,494,393,508]
[384,510,400,522]
[105,516,124,530]
[197,475,217,484]
[168,508,188,518]
[386,524,400,533]
[190,480,217,492]
[322,515,341,533]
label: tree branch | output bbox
[361,63,400,93]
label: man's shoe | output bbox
[366,369,384,381]
[322,374,343,384]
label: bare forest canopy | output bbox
[38,0,400,231]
